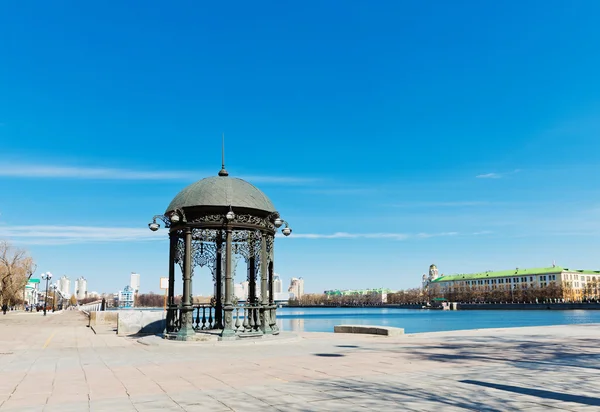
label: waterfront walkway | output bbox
[1,311,599,411]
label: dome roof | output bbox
[166,176,276,214]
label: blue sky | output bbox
[1,1,599,295]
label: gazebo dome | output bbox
[165,176,276,214]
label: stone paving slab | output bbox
[1,311,600,411]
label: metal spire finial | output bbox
[218,133,229,176]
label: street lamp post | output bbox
[52,285,57,312]
[41,272,53,316]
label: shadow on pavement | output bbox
[461,379,600,406]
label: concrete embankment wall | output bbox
[117,311,166,335]
[88,311,119,326]
[87,310,166,335]
[457,303,600,310]
[385,304,426,310]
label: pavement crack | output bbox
[77,338,92,411]
[99,357,139,411]
[135,366,185,411]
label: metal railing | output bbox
[231,304,262,333]
[166,303,278,336]
[79,300,104,315]
[192,304,218,330]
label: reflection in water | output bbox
[276,318,304,332]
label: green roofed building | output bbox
[430,265,600,301]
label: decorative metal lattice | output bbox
[188,214,276,231]
[192,240,217,270]
[175,237,185,274]
[175,226,273,288]
[266,234,275,263]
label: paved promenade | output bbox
[1,311,599,411]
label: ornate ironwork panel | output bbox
[188,214,275,231]
[175,237,185,274]
[266,233,275,263]
[191,240,217,270]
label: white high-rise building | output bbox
[241,281,249,300]
[272,274,290,302]
[75,277,87,300]
[288,277,305,299]
[57,276,70,297]
[130,273,140,293]
[233,281,249,301]
[273,274,283,294]
[234,283,244,302]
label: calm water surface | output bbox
[275,307,600,334]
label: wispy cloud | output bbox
[415,232,458,238]
[287,231,459,240]
[0,163,315,184]
[476,169,521,179]
[0,225,486,245]
[0,165,197,180]
[472,230,493,235]
[0,225,164,245]
[476,173,502,179]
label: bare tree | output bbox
[0,241,35,306]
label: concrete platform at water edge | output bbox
[1,310,600,411]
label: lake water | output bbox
[275,307,600,334]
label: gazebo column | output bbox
[269,239,278,333]
[178,227,195,340]
[166,232,177,333]
[260,232,272,334]
[247,255,258,332]
[221,227,235,338]
[248,256,256,303]
[215,236,223,329]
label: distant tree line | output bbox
[136,292,165,307]
[289,292,386,307]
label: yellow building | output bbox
[430,265,600,302]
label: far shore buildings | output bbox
[288,277,305,300]
[130,272,140,294]
[234,281,249,302]
[272,274,290,302]
[117,285,135,308]
[57,276,71,298]
[422,264,441,291]
[273,274,283,294]
[234,275,290,302]
[428,264,600,301]
[325,288,393,303]
[75,277,87,300]
[24,278,40,306]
